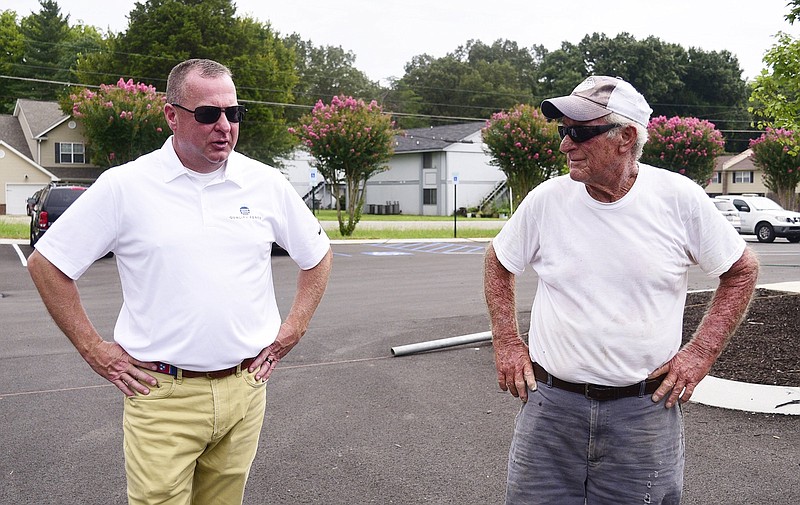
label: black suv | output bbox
[28,183,87,246]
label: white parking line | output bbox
[12,243,27,267]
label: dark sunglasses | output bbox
[171,103,246,124]
[557,123,621,143]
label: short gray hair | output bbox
[605,112,648,161]
[165,59,233,104]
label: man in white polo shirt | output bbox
[27,59,332,505]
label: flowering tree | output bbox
[481,104,565,211]
[290,95,395,236]
[641,116,725,186]
[61,78,169,168]
[749,127,800,211]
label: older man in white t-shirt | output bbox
[484,76,759,505]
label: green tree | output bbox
[0,3,107,112]
[227,16,297,165]
[535,33,749,150]
[0,10,25,113]
[291,95,395,236]
[641,116,726,186]
[749,127,800,210]
[681,48,752,152]
[108,0,239,83]
[283,34,381,108]
[391,40,537,126]
[749,32,800,134]
[62,78,170,168]
[787,0,800,24]
[481,104,566,210]
[79,0,299,166]
[18,0,70,100]
[59,23,105,81]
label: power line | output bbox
[0,74,768,135]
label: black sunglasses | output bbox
[171,103,246,124]
[557,123,621,143]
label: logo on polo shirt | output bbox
[228,205,261,220]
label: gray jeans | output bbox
[506,381,684,505]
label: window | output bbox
[55,142,85,164]
[711,171,723,184]
[733,171,754,184]
[422,152,433,168]
[423,188,437,205]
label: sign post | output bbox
[309,169,318,215]
[452,173,459,238]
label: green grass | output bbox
[312,209,505,222]
[325,227,500,240]
[0,214,502,240]
[0,219,27,240]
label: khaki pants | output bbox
[123,366,267,505]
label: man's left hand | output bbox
[251,321,302,382]
[649,340,716,408]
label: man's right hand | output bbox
[494,337,537,402]
[86,340,158,397]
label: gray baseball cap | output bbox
[541,76,652,127]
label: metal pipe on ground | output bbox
[390,331,492,357]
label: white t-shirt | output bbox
[492,164,745,386]
[35,137,331,370]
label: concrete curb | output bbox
[689,281,800,415]
[691,376,800,415]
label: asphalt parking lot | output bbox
[1,239,799,504]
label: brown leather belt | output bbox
[533,362,665,401]
[154,358,257,380]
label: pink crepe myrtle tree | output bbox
[641,116,725,187]
[749,127,800,211]
[61,78,169,168]
[290,95,395,236]
[481,104,566,211]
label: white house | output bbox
[282,122,507,216]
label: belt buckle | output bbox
[584,383,611,401]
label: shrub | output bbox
[641,116,725,186]
[63,78,169,168]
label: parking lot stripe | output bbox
[12,244,27,267]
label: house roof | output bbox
[715,149,756,171]
[0,114,32,158]
[47,165,107,183]
[14,99,69,138]
[394,122,485,153]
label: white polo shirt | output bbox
[36,138,330,370]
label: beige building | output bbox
[0,100,103,214]
[707,148,800,205]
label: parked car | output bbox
[716,194,800,243]
[711,197,742,232]
[26,187,45,216]
[28,183,88,246]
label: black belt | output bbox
[154,358,256,380]
[533,362,665,401]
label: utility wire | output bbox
[0,74,766,134]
